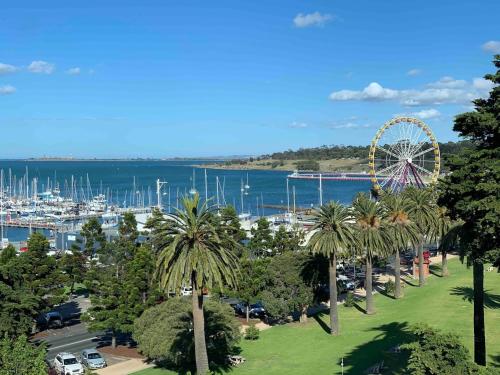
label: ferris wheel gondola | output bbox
[369,117,440,192]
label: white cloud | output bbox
[0,63,18,75]
[66,67,81,75]
[411,108,441,119]
[293,12,333,28]
[330,122,371,129]
[329,77,494,106]
[472,77,494,91]
[407,69,421,76]
[28,60,55,74]
[0,85,16,95]
[482,40,500,54]
[427,76,467,89]
[330,82,398,101]
[289,122,308,128]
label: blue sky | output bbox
[0,0,498,158]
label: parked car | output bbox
[234,302,266,318]
[181,286,193,296]
[37,311,64,331]
[80,348,107,369]
[53,352,84,375]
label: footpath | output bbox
[96,359,153,375]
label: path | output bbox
[95,359,153,375]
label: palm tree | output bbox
[380,192,420,298]
[152,194,239,374]
[352,193,389,315]
[437,221,463,276]
[308,202,356,335]
[404,187,437,287]
[428,206,454,276]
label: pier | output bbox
[287,172,386,181]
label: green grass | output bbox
[133,259,500,374]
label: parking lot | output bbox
[34,296,132,370]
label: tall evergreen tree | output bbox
[80,217,106,257]
[248,217,273,257]
[0,245,39,337]
[438,56,500,366]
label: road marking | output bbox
[48,336,98,351]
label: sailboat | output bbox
[189,169,197,195]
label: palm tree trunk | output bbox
[329,253,339,335]
[365,256,375,315]
[192,280,209,374]
[473,261,486,366]
[246,305,250,323]
[442,251,449,277]
[418,242,425,286]
[394,249,402,299]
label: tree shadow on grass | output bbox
[378,289,396,300]
[429,264,443,277]
[450,287,500,309]
[312,310,331,334]
[352,302,366,314]
[342,322,412,375]
[490,354,500,369]
[401,277,418,287]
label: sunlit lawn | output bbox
[134,259,500,374]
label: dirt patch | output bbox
[99,345,144,359]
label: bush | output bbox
[133,298,241,373]
[384,280,395,295]
[344,292,355,308]
[402,324,498,375]
[245,325,260,340]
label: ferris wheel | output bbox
[369,117,440,192]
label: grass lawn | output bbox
[133,259,500,374]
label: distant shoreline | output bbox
[0,158,229,162]
[192,158,369,173]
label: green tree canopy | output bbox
[260,252,314,322]
[133,298,241,373]
[80,217,106,257]
[0,335,47,375]
[248,217,273,257]
[437,56,500,366]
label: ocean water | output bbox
[0,160,372,241]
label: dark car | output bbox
[37,311,64,331]
[234,302,266,318]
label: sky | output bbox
[0,0,499,158]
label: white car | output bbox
[53,352,84,375]
[181,286,193,296]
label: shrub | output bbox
[133,298,241,373]
[384,280,395,295]
[344,292,355,308]
[245,325,260,340]
[402,324,497,375]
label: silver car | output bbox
[80,349,107,369]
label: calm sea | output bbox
[0,160,371,241]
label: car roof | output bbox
[46,311,62,317]
[58,352,76,359]
[82,348,100,354]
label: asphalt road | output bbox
[34,296,128,367]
